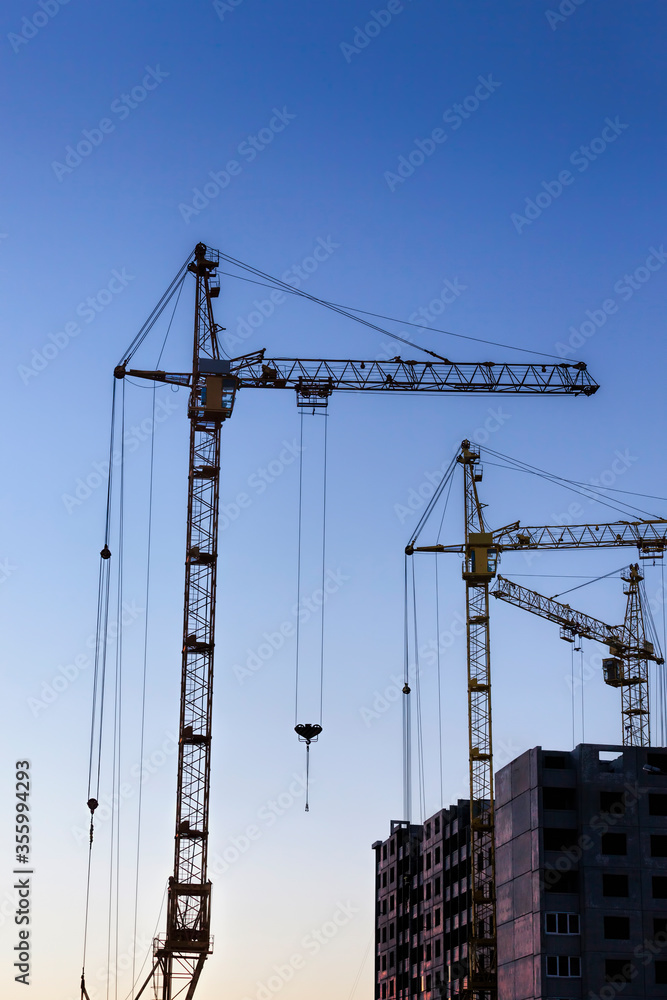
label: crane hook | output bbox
[294,724,322,812]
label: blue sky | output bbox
[1,1,667,998]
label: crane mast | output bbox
[132,244,229,1000]
[618,564,654,745]
[460,441,497,999]
[114,244,602,1000]
[159,245,223,997]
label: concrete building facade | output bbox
[372,801,472,1000]
[373,745,667,1000]
[496,743,667,1000]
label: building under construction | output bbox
[372,801,477,1000]
[373,744,667,1000]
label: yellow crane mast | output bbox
[459,442,498,998]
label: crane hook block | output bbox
[295,723,322,745]
[100,545,111,560]
[87,798,98,814]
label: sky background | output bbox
[1,1,667,998]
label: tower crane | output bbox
[407,439,667,1000]
[106,245,599,1000]
[492,567,664,746]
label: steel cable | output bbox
[213,258,578,362]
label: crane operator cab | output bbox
[463,532,498,583]
[195,358,237,421]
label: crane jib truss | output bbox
[408,441,667,1000]
[119,353,599,397]
[408,519,667,557]
[491,570,664,747]
[114,245,601,1000]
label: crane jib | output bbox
[118,358,599,396]
[232,358,598,394]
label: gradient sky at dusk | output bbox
[1,2,667,998]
